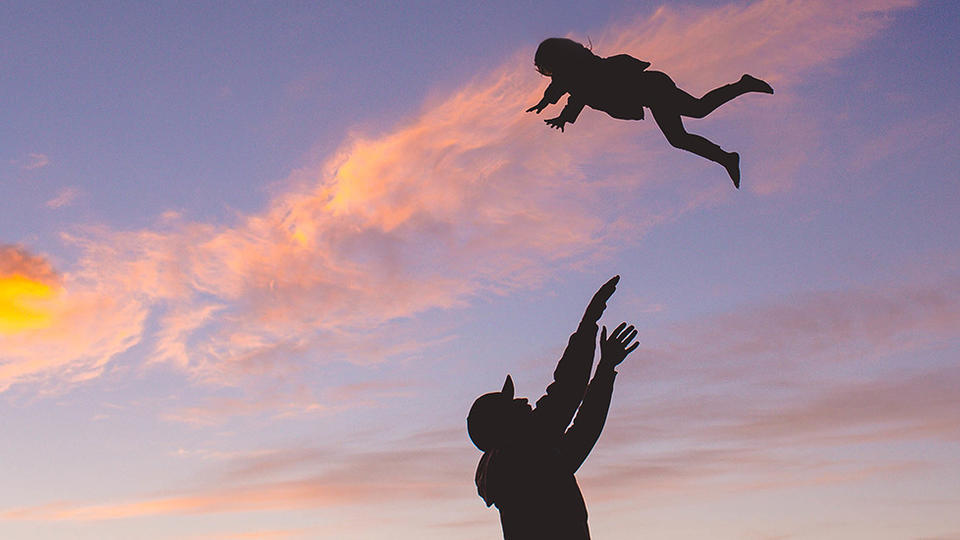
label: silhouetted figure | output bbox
[468,276,639,539]
[526,37,774,189]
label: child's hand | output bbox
[526,100,548,114]
[599,323,640,369]
[545,116,567,132]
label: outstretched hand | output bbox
[526,101,548,114]
[600,322,639,368]
[544,116,567,132]
[583,275,619,324]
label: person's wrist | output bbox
[597,359,618,371]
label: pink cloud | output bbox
[644,274,960,380]
[1,436,470,522]
[20,153,50,171]
[45,186,80,209]
[0,245,145,392]
[7,0,917,396]
[0,480,390,521]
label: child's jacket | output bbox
[542,54,654,124]
[475,320,618,540]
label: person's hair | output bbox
[534,37,596,76]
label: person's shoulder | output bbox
[605,53,651,70]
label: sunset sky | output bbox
[2,1,959,538]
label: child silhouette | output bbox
[526,37,774,189]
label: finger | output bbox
[612,322,627,339]
[601,326,607,342]
[622,328,638,345]
[625,341,640,354]
[619,326,635,342]
[526,106,535,112]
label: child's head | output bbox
[534,37,595,76]
[467,375,533,451]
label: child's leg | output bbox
[651,108,741,187]
[675,75,773,119]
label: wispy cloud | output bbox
[19,153,50,171]
[640,273,960,381]
[576,272,960,501]
[1,433,470,522]
[3,0,916,396]
[45,186,80,209]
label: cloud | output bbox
[1,433,470,522]
[600,0,916,90]
[0,479,389,521]
[20,153,50,171]
[639,273,960,381]
[7,0,917,395]
[561,271,960,506]
[0,244,60,284]
[45,186,80,209]
[0,245,146,393]
[0,245,61,334]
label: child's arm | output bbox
[526,81,567,114]
[544,96,585,132]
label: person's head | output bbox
[534,37,596,76]
[467,375,533,452]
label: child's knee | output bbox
[664,133,689,149]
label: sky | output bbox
[1,0,959,538]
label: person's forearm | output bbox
[560,366,617,472]
[560,100,584,124]
[532,322,598,435]
[595,357,620,375]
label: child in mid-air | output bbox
[526,37,773,189]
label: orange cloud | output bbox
[5,0,917,394]
[0,244,60,283]
[0,480,382,521]
[0,274,56,332]
[0,245,145,392]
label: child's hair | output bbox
[534,37,596,76]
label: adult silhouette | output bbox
[526,37,774,188]
[467,276,639,539]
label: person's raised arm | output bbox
[532,276,619,439]
[561,322,639,472]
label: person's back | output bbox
[479,429,590,539]
[587,54,656,120]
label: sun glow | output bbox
[0,275,57,332]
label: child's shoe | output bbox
[724,152,741,189]
[741,74,774,94]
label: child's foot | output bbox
[724,152,741,189]
[741,74,774,94]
